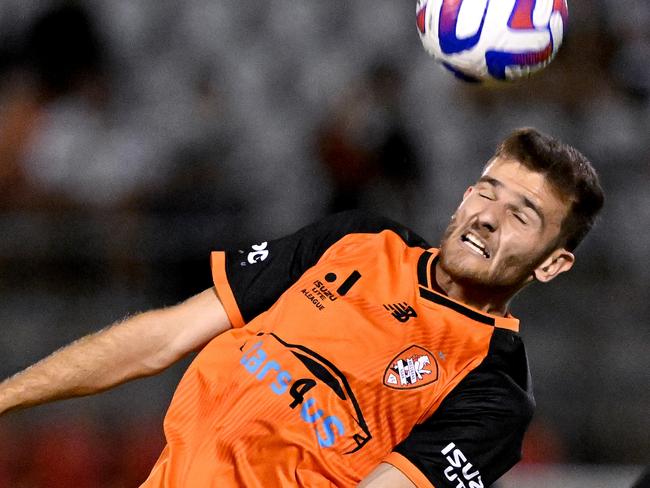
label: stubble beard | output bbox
[438,219,538,292]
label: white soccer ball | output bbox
[416,0,568,82]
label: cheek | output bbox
[459,195,481,212]
[498,234,548,271]
[453,200,479,224]
[496,231,537,260]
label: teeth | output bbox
[465,234,484,250]
[461,233,490,258]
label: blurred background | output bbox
[0,0,648,486]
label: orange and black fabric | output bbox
[142,210,534,488]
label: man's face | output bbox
[439,157,572,291]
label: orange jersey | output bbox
[142,211,534,487]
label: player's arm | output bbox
[0,287,230,416]
[357,463,415,487]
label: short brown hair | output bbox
[494,128,604,251]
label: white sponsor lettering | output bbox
[440,442,484,488]
[247,242,269,264]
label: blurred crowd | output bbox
[0,0,648,486]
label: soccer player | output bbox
[0,128,604,487]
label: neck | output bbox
[433,262,517,317]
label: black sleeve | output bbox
[218,210,428,324]
[394,329,535,487]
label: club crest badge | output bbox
[383,345,439,390]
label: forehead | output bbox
[480,157,570,222]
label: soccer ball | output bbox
[416,0,568,82]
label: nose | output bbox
[475,201,500,233]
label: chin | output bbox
[443,262,493,288]
[440,247,529,291]
[439,247,491,285]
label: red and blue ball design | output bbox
[417,0,568,82]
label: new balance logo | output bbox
[383,302,417,323]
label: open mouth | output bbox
[460,233,490,258]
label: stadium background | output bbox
[0,1,647,486]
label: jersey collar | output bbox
[416,248,520,332]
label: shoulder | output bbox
[304,210,430,251]
[440,327,535,428]
[392,330,534,487]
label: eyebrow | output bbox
[478,175,545,225]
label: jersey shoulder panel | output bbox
[297,209,430,258]
[393,328,535,487]
[212,210,430,325]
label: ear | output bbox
[463,186,474,200]
[534,248,575,283]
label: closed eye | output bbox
[513,213,527,224]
